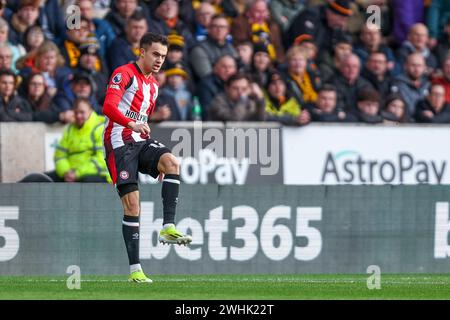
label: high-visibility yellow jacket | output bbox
[54,111,111,182]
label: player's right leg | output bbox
[119,188,152,283]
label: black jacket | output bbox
[0,95,33,122]
[415,99,450,123]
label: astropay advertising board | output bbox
[283,124,450,185]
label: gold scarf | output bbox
[290,72,318,103]
[251,23,276,61]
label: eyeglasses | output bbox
[29,82,45,87]
[210,24,228,29]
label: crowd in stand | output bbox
[1,0,450,127]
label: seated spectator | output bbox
[15,25,45,72]
[231,0,284,63]
[151,70,177,122]
[362,51,395,102]
[269,0,305,32]
[0,69,32,121]
[381,93,409,124]
[191,1,216,42]
[104,0,139,37]
[235,40,253,73]
[0,17,25,73]
[434,17,450,66]
[39,71,99,124]
[331,53,373,112]
[208,72,265,121]
[20,72,53,121]
[354,24,398,76]
[61,16,90,69]
[197,54,237,119]
[284,46,321,109]
[284,0,353,53]
[165,34,194,90]
[160,62,193,121]
[391,52,430,118]
[432,55,450,104]
[108,11,148,71]
[318,31,353,83]
[75,38,108,106]
[189,14,238,80]
[353,89,384,124]
[397,23,438,73]
[415,83,450,123]
[48,98,111,183]
[293,34,319,70]
[310,84,356,122]
[250,42,274,88]
[77,0,116,62]
[19,41,72,97]
[36,0,66,45]
[264,70,310,126]
[148,0,195,53]
[426,0,450,49]
[0,43,13,71]
[8,0,40,45]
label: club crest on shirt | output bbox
[120,170,129,180]
[112,73,122,84]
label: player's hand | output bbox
[128,122,151,135]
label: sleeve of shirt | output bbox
[102,66,133,127]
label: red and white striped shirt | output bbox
[102,63,159,152]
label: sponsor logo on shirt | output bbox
[125,109,148,123]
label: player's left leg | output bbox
[157,153,192,245]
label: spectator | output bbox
[354,24,398,76]
[208,72,265,121]
[284,46,321,109]
[353,89,384,124]
[381,93,409,123]
[391,52,430,118]
[310,84,356,122]
[284,0,353,52]
[264,70,310,126]
[160,62,194,121]
[76,37,108,106]
[19,41,72,97]
[220,0,247,18]
[14,25,45,72]
[8,0,40,46]
[269,0,305,32]
[391,0,424,46]
[61,16,91,69]
[0,17,25,74]
[235,40,253,73]
[189,14,238,80]
[432,55,450,104]
[293,34,319,68]
[415,83,450,123]
[397,23,438,72]
[331,53,373,112]
[231,0,284,63]
[150,69,177,122]
[426,0,450,49]
[148,0,195,53]
[0,0,12,21]
[0,43,13,71]
[361,51,395,101]
[197,54,237,119]
[107,10,148,71]
[250,42,274,88]
[37,0,66,45]
[0,68,32,121]
[49,98,111,183]
[318,31,353,82]
[21,72,53,121]
[192,2,216,42]
[77,0,116,61]
[165,34,194,90]
[434,18,450,66]
[104,0,139,37]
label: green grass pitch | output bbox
[1,274,450,300]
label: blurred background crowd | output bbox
[1,0,450,127]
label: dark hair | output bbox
[319,84,337,93]
[73,97,93,110]
[357,89,380,103]
[140,32,168,49]
[368,50,387,60]
[127,10,147,24]
[225,72,250,87]
[211,13,229,23]
[0,68,16,81]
